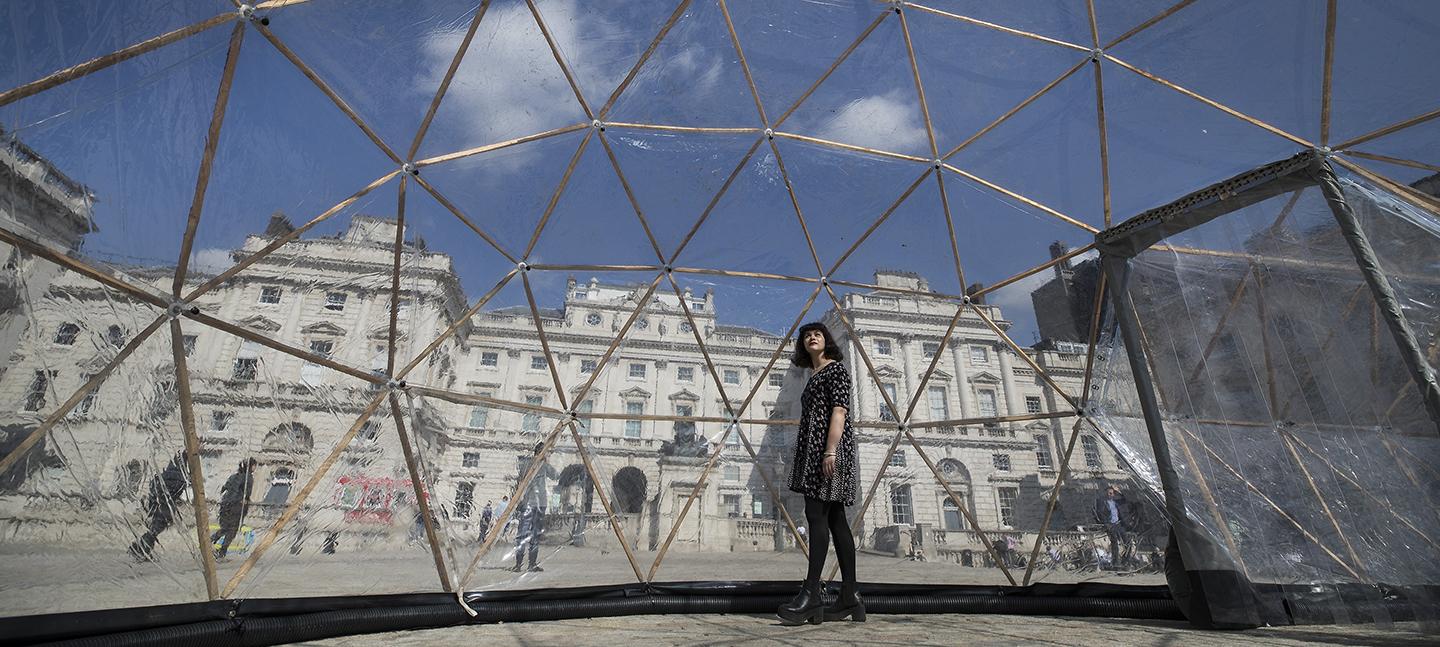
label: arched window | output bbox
[53,323,80,345]
[612,467,647,514]
[942,498,965,531]
[263,423,314,454]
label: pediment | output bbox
[367,325,404,340]
[668,388,700,402]
[969,371,1002,384]
[926,369,953,381]
[301,321,346,337]
[239,315,282,333]
[620,386,652,399]
[872,365,904,379]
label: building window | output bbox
[1035,434,1054,470]
[692,302,706,312]
[576,399,593,434]
[210,411,232,432]
[22,370,50,411]
[875,338,892,357]
[454,482,474,519]
[768,372,784,388]
[232,358,259,381]
[927,386,948,420]
[580,359,597,374]
[1082,435,1103,469]
[969,345,989,365]
[625,401,644,437]
[998,487,1018,527]
[676,366,693,382]
[635,317,649,330]
[182,335,198,357]
[105,325,126,348]
[585,313,602,326]
[462,452,481,468]
[922,342,939,359]
[522,395,543,433]
[259,286,282,304]
[890,484,913,525]
[324,292,347,311]
[53,322,80,345]
[723,369,740,385]
[724,464,740,482]
[674,403,693,418]
[1025,396,1042,414]
[358,420,380,444]
[629,363,646,379]
[942,498,965,531]
[573,291,588,301]
[530,355,547,370]
[992,453,1011,471]
[679,321,693,333]
[75,381,99,416]
[879,383,898,421]
[468,405,488,429]
[480,352,499,367]
[309,340,334,358]
[889,450,907,467]
[723,494,742,517]
[977,389,998,417]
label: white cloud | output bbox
[983,248,1097,344]
[813,89,929,154]
[415,0,619,156]
[189,248,233,275]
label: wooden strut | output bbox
[183,171,400,304]
[905,428,1022,584]
[1283,430,1440,549]
[405,385,565,417]
[970,303,1081,411]
[457,275,664,587]
[904,3,1090,53]
[897,6,940,160]
[900,302,970,423]
[717,0,769,127]
[1332,156,1440,216]
[222,393,391,597]
[523,130,596,260]
[766,138,827,277]
[942,59,1089,162]
[414,122,588,168]
[525,0,593,120]
[408,0,492,160]
[1022,272,1108,584]
[174,22,245,296]
[1320,0,1338,146]
[819,283,1018,585]
[1103,0,1196,51]
[770,131,930,165]
[935,172,968,293]
[0,315,165,476]
[565,421,648,583]
[388,393,454,592]
[185,310,382,385]
[221,270,516,596]
[1085,0,1100,49]
[386,176,407,376]
[594,132,669,264]
[409,174,520,265]
[826,169,936,278]
[1278,284,1368,421]
[528,264,661,273]
[0,224,171,311]
[1335,106,1440,152]
[1103,53,1312,149]
[0,12,237,108]
[940,163,1098,234]
[596,0,693,121]
[772,10,890,130]
[253,21,402,164]
[972,242,1097,299]
[1091,54,1113,227]
[1341,151,1440,175]
[645,273,813,578]
[170,319,220,600]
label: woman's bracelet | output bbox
[823,452,836,457]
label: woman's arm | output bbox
[822,405,846,478]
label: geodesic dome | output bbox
[1,0,1437,642]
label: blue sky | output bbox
[2,0,1437,344]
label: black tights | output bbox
[803,497,857,592]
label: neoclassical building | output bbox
[0,147,1134,557]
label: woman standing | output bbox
[777,322,862,625]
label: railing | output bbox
[732,517,795,550]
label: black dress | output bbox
[787,360,857,506]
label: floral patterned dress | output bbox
[787,360,857,505]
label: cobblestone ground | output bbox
[292,614,1437,647]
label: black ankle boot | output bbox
[776,581,825,626]
[823,589,865,622]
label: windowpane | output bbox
[22,370,49,411]
[1025,396,1042,414]
[724,464,740,481]
[576,399,593,433]
[723,369,739,385]
[530,355,546,370]
[480,352,499,367]
[259,286,282,304]
[998,487,1018,527]
[522,395,543,433]
[211,411,232,432]
[977,390,997,417]
[580,359,597,374]
[889,450,907,467]
[1082,436,1102,469]
[875,338,892,356]
[768,372,784,387]
[625,401,643,437]
[942,498,965,530]
[927,386,948,420]
[629,363,646,379]
[468,405,488,429]
[53,323,79,345]
[232,358,258,381]
[324,292,347,311]
[922,342,939,359]
[182,335,198,357]
[890,485,913,525]
[676,366,693,382]
[992,454,1011,471]
[970,345,988,364]
[1034,434,1053,470]
[462,452,481,468]
[880,383,898,421]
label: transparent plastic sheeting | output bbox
[0,0,1435,622]
[1094,172,1440,624]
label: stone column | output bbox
[997,345,1019,418]
[948,338,970,418]
[898,332,917,418]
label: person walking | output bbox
[511,442,558,572]
[1094,485,1129,570]
[478,500,494,543]
[211,458,257,560]
[128,451,189,562]
[777,322,862,626]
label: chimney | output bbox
[264,211,295,238]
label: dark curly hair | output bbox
[791,321,844,368]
